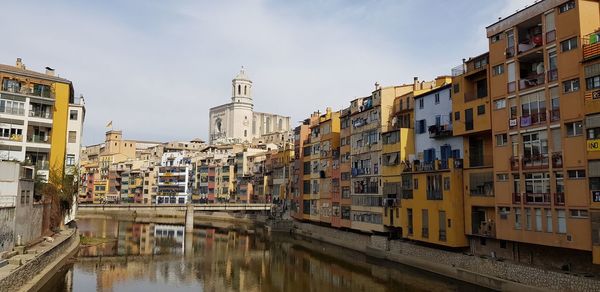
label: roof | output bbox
[413,83,452,100]
[0,64,72,84]
[234,67,251,81]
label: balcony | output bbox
[516,18,543,55]
[519,73,545,90]
[520,112,546,128]
[524,193,551,205]
[27,135,50,144]
[438,230,447,241]
[521,154,549,170]
[29,110,53,119]
[383,198,400,208]
[554,192,565,206]
[428,124,453,139]
[426,189,443,200]
[506,46,515,59]
[583,31,600,61]
[550,109,560,122]
[473,221,496,238]
[1,84,54,99]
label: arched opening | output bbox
[237,85,241,95]
[244,85,247,95]
[244,130,247,137]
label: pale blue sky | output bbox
[2,0,528,144]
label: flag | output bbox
[106,121,113,128]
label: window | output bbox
[491,33,501,43]
[69,110,78,120]
[557,210,567,233]
[454,111,460,121]
[560,37,577,52]
[434,93,440,104]
[586,76,600,90]
[421,209,429,238]
[565,121,583,137]
[545,208,553,232]
[413,178,418,190]
[567,170,586,179]
[525,208,532,230]
[496,133,508,146]
[453,83,459,94]
[499,207,510,220]
[477,105,485,115]
[497,173,508,181]
[465,108,473,131]
[515,208,521,229]
[418,98,424,109]
[416,119,426,134]
[407,209,414,235]
[68,131,77,143]
[492,64,504,76]
[494,99,506,110]
[66,154,75,166]
[559,0,575,13]
[569,209,589,219]
[563,78,580,93]
[535,208,542,231]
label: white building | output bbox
[66,96,85,174]
[208,68,291,144]
[156,151,192,204]
[413,83,464,165]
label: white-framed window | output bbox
[525,208,532,230]
[496,133,508,146]
[563,78,580,93]
[565,121,583,137]
[69,110,78,120]
[68,131,77,143]
[496,173,509,182]
[434,93,440,104]
[515,208,522,229]
[499,207,510,220]
[559,0,575,13]
[66,154,76,166]
[494,99,506,110]
[560,37,577,52]
[569,209,589,218]
[492,64,504,76]
[418,98,424,109]
[567,169,586,179]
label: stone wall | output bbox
[293,221,600,292]
[0,207,15,253]
[0,228,78,291]
[14,203,43,246]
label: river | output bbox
[40,218,491,292]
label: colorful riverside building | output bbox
[337,107,352,228]
[349,83,415,233]
[450,53,496,249]
[484,0,600,270]
[290,114,315,220]
[382,78,439,234]
[0,58,74,180]
[317,108,340,224]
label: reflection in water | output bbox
[42,218,488,292]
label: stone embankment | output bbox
[0,228,79,292]
[292,222,600,292]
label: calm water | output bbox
[40,218,490,292]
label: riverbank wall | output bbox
[292,221,600,292]
[0,228,79,292]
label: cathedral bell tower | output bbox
[231,66,253,107]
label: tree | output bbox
[36,166,79,230]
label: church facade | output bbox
[208,68,291,144]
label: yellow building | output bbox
[317,108,340,224]
[0,58,73,180]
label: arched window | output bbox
[244,85,247,95]
[278,119,283,130]
[244,130,247,137]
[238,85,241,95]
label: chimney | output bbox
[413,77,419,90]
[45,67,55,76]
[15,58,25,69]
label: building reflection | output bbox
[65,218,470,292]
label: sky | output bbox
[2,0,529,145]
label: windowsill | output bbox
[566,134,583,138]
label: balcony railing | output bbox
[506,46,515,59]
[546,30,556,43]
[473,221,496,238]
[519,73,545,90]
[520,112,546,127]
[507,81,516,94]
[551,152,563,168]
[583,32,600,61]
[522,154,549,170]
[383,198,400,208]
[427,190,443,200]
[428,124,453,139]
[1,86,53,98]
[510,156,520,171]
[554,192,565,206]
[524,193,551,205]
[27,135,50,144]
[29,110,53,119]
[512,192,522,204]
[439,230,447,241]
[547,69,558,82]
[550,109,560,122]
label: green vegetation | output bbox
[80,235,116,246]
